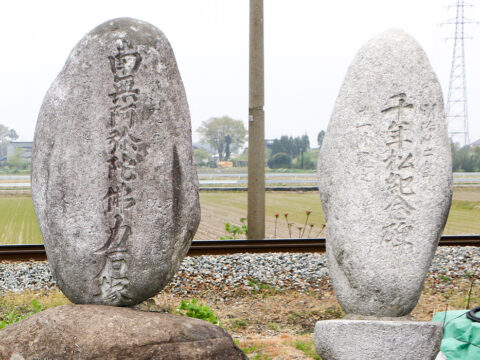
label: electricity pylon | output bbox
[442,0,478,146]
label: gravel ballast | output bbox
[0,247,479,295]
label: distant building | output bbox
[7,141,33,159]
[265,139,274,148]
[470,139,480,148]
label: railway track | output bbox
[1,235,480,261]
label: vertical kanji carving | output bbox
[381,93,415,247]
[94,39,145,303]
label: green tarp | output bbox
[433,310,480,360]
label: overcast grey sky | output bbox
[1,0,479,146]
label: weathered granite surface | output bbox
[0,305,247,360]
[317,29,452,316]
[314,320,442,360]
[32,18,200,306]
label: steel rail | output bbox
[1,235,480,261]
[2,184,477,192]
[199,186,318,192]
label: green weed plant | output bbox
[293,339,321,359]
[177,298,220,326]
[0,299,43,329]
[220,217,248,240]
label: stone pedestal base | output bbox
[0,305,247,360]
[314,319,442,360]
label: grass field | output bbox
[0,187,479,244]
[0,195,42,245]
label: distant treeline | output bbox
[267,135,318,169]
[452,143,480,172]
[267,139,480,172]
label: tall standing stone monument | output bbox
[32,18,201,306]
[315,29,452,359]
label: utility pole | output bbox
[443,0,478,146]
[248,0,265,240]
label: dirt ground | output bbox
[3,274,478,359]
[156,276,479,359]
[452,186,480,202]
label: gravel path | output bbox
[1,247,479,295]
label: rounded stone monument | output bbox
[32,18,201,306]
[318,29,452,317]
[315,29,452,360]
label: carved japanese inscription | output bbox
[355,106,375,183]
[418,103,438,176]
[32,18,201,306]
[317,29,452,316]
[381,93,415,248]
[93,39,145,303]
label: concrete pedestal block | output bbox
[314,319,443,360]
